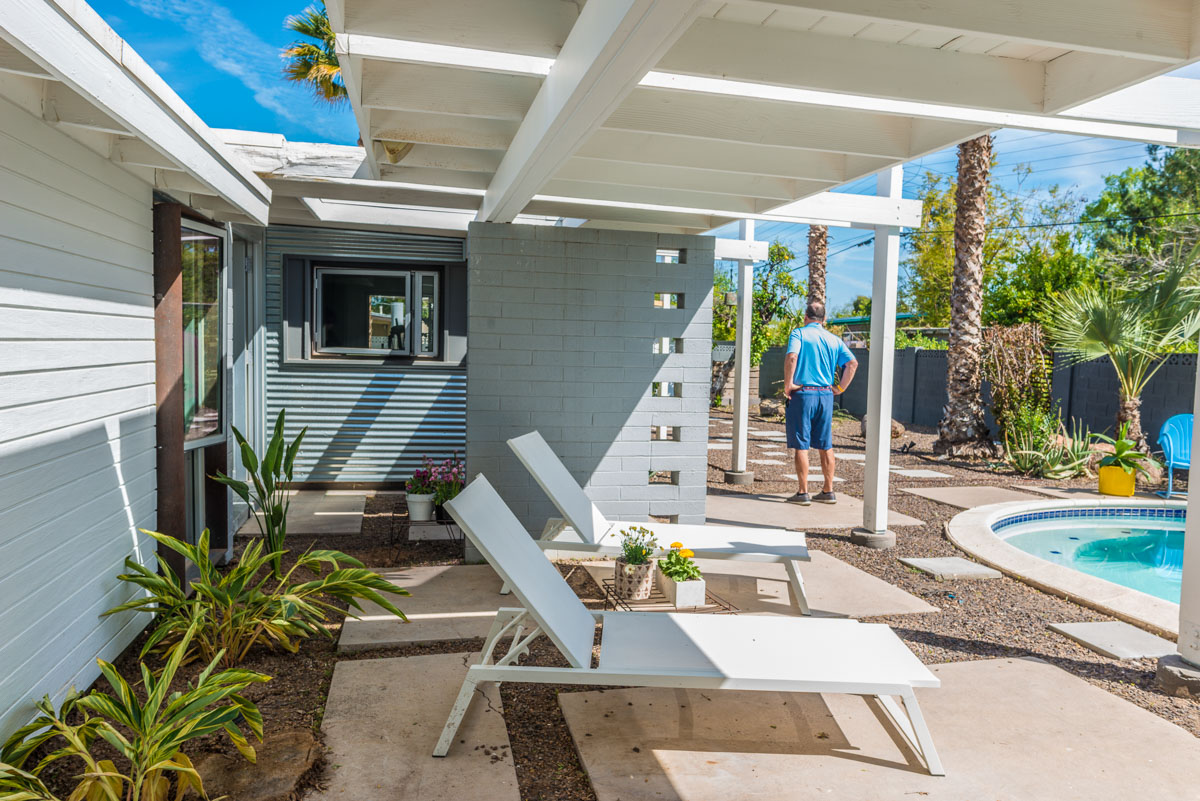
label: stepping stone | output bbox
[891,468,952,479]
[899,556,1001,581]
[836,453,866,461]
[311,653,518,801]
[784,474,844,483]
[708,443,732,450]
[748,459,784,465]
[1048,621,1177,661]
[901,485,1041,509]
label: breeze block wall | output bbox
[466,222,714,540]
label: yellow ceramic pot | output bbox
[1098,464,1136,497]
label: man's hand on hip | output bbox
[784,382,799,399]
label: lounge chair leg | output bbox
[433,672,481,757]
[784,559,812,616]
[894,689,944,776]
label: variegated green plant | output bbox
[0,625,267,801]
[104,529,409,669]
[212,410,306,577]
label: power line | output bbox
[908,208,1200,236]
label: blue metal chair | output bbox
[1157,413,1193,498]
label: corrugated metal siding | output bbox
[264,225,466,482]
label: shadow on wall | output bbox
[288,370,466,484]
[0,411,158,737]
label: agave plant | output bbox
[104,529,408,668]
[0,625,267,801]
[213,409,306,578]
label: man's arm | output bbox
[784,352,799,399]
[835,359,858,395]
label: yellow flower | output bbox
[670,541,683,549]
[680,549,694,559]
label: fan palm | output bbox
[1044,242,1200,447]
[282,2,346,104]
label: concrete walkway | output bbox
[560,657,1200,800]
[706,491,923,530]
[237,489,367,536]
[583,553,936,618]
[310,653,518,801]
[900,485,1042,509]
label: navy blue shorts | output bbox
[786,390,834,451]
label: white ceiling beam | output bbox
[0,39,50,77]
[265,175,483,210]
[1061,75,1200,129]
[767,193,923,229]
[384,144,503,174]
[341,33,553,77]
[661,18,1047,114]
[0,0,270,224]
[737,0,1192,62]
[111,137,177,169]
[714,237,770,262]
[360,60,540,120]
[371,109,518,151]
[1042,50,1168,112]
[42,84,128,134]
[477,0,705,222]
[554,158,829,200]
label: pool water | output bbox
[1001,519,1183,603]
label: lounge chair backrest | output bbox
[1158,413,1193,468]
[445,476,596,669]
[508,431,610,544]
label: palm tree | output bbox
[934,135,994,457]
[1044,243,1200,448]
[282,2,346,104]
[807,224,827,309]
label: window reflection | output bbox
[182,228,222,442]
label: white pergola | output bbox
[246,1,1200,670]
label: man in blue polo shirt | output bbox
[783,301,858,505]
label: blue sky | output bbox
[91,0,1183,313]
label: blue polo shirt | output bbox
[786,323,855,387]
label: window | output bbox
[182,224,223,446]
[313,267,441,358]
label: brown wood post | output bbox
[153,202,187,579]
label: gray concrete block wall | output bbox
[466,222,714,540]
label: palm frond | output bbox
[281,2,347,104]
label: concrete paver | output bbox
[338,565,503,651]
[892,468,953,479]
[559,657,1200,801]
[238,490,365,536]
[899,556,1001,581]
[707,491,923,530]
[783,473,844,483]
[708,443,732,450]
[310,653,517,801]
[900,485,1042,509]
[1048,621,1177,660]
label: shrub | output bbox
[213,410,306,577]
[981,323,1052,438]
[0,624,267,801]
[104,529,409,668]
[1003,408,1092,480]
[619,526,657,565]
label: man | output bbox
[783,301,858,505]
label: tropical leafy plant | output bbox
[0,625,267,801]
[213,410,306,577]
[618,527,657,566]
[104,529,409,668]
[282,2,346,104]
[1044,243,1200,447]
[1094,422,1161,478]
[659,543,701,582]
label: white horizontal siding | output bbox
[0,93,157,737]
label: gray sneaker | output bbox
[786,492,811,506]
[813,491,838,504]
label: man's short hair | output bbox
[805,301,826,321]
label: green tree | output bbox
[712,268,736,341]
[983,231,1096,326]
[749,242,804,366]
[282,2,347,104]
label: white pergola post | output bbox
[725,219,755,485]
[854,165,904,549]
[1159,331,1200,689]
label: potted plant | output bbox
[1093,422,1160,497]
[405,464,437,522]
[657,542,705,608]
[431,455,465,522]
[615,526,657,600]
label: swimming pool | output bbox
[995,509,1184,603]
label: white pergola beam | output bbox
[738,0,1192,62]
[42,84,128,134]
[111,137,177,169]
[1061,75,1200,129]
[0,38,50,77]
[0,0,270,224]
[729,218,755,480]
[477,0,704,222]
[372,110,518,151]
[714,237,769,262]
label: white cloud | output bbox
[125,0,343,139]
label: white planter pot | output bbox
[407,492,436,522]
[657,564,706,608]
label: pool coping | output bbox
[946,497,1182,639]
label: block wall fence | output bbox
[465,222,714,540]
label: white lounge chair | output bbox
[436,476,945,776]
[505,430,813,614]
